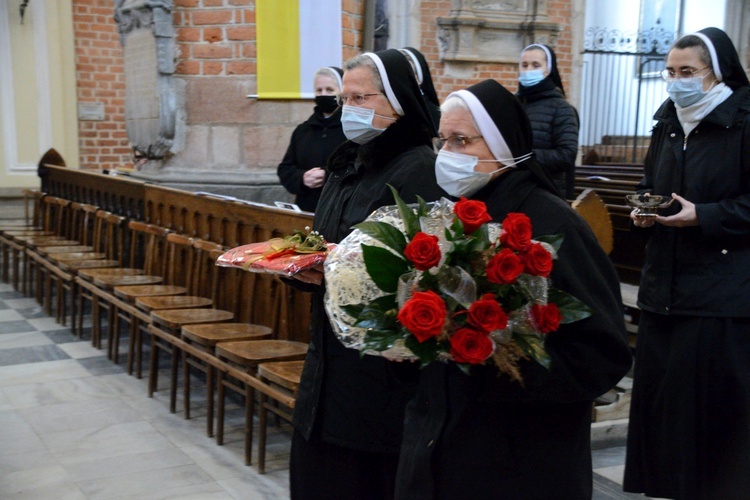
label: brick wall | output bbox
[72,0,130,171]
[418,1,574,102]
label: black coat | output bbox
[636,87,750,316]
[292,117,447,452]
[518,80,580,199]
[277,106,346,212]
[395,170,632,499]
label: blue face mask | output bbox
[518,69,545,88]
[667,76,709,108]
[341,105,390,144]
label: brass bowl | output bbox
[625,194,674,217]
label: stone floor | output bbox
[0,279,645,499]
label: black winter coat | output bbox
[292,117,447,452]
[395,170,632,499]
[277,106,346,212]
[518,80,580,199]
[636,87,750,317]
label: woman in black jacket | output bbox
[277,67,347,212]
[394,79,632,499]
[289,49,446,499]
[624,27,750,499]
[517,44,579,199]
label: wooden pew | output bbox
[44,166,313,343]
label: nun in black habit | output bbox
[288,49,446,499]
[394,79,632,499]
[624,27,750,499]
[400,47,441,129]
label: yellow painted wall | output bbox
[0,0,79,193]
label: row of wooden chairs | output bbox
[0,191,308,473]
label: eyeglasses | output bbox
[336,93,384,106]
[432,134,484,152]
[660,66,711,82]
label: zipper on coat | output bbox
[683,135,688,151]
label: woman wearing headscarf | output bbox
[394,79,632,499]
[400,47,441,128]
[517,43,580,199]
[624,27,750,499]
[289,49,446,498]
[277,67,347,212]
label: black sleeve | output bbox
[277,128,304,195]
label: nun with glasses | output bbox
[277,67,347,212]
[288,49,445,498]
[625,27,750,499]
[517,43,579,199]
[394,79,632,499]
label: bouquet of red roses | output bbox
[324,186,592,381]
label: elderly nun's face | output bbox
[341,66,399,129]
[520,48,549,76]
[665,46,717,92]
[438,106,503,175]
[314,74,339,96]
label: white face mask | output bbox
[435,150,513,197]
[341,105,395,144]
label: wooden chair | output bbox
[256,360,304,474]
[146,240,238,414]
[75,221,168,352]
[214,340,308,465]
[0,190,48,286]
[571,188,614,255]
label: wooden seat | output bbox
[571,188,614,255]
[181,323,273,436]
[257,360,304,473]
[146,240,237,414]
[214,340,308,465]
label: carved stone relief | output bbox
[439,0,560,63]
[114,0,176,160]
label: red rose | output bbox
[449,328,495,364]
[404,232,441,271]
[397,290,447,342]
[500,213,533,251]
[467,293,508,332]
[454,197,492,234]
[531,303,562,334]
[522,242,553,277]
[486,248,524,284]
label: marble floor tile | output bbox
[218,471,290,500]
[0,309,24,322]
[596,464,626,485]
[0,358,90,387]
[0,319,34,333]
[76,464,216,499]
[57,340,104,359]
[21,398,145,435]
[1,376,121,409]
[0,330,54,349]
[64,447,195,482]
[0,343,70,366]
[0,464,74,496]
[27,315,67,331]
[3,297,41,310]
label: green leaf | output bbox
[341,303,365,319]
[362,245,409,293]
[352,221,407,255]
[388,184,420,239]
[405,335,442,367]
[535,233,564,253]
[548,288,594,324]
[514,333,552,370]
[352,296,398,330]
[416,196,430,217]
[362,329,403,352]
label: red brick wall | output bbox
[418,1,574,101]
[72,0,130,170]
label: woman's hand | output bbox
[631,192,656,228]
[293,262,325,285]
[303,167,326,189]
[655,193,699,227]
